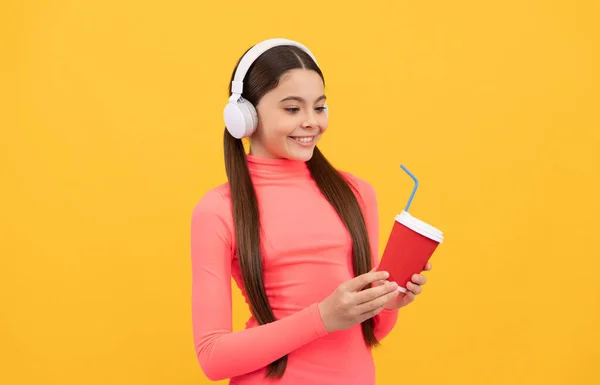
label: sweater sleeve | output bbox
[190,189,329,381]
[348,175,400,341]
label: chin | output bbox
[287,149,315,162]
[284,144,317,161]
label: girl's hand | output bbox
[318,270,400,332]
[381,262,432,310]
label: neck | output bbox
[246,153,311,180]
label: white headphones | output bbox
[223,38,327,139]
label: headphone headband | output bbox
[230,38,319,96]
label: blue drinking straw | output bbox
[400,165,419,212]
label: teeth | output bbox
[293,137,313,143]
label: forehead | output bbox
[273,69,324,95]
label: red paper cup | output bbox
[377,211,444,293]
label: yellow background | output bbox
[2,1,599,384]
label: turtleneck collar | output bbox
[246,154,311,180]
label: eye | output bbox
[316,106,327,113]
[285,107,299,114]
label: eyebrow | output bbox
[279,95,327,103]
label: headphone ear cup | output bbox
[238,99,258,138]
[224,97,258,139]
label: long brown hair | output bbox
[223,44,379,379]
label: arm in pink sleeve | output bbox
[350,176,399,341]
[190,190,329,381]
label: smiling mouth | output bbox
[289,136,315,144]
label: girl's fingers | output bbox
[407,281,422,295]
[411,274,427,285]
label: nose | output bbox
[301,109,319,129]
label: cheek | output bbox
[320,116,329,132]
[268,127,293,142]
[259,115,290,136]
[259,120,295,145]
[272,116,299,136]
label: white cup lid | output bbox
[395,211,444,243]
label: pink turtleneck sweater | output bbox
[190,154,399,384]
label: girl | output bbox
[191,38,431,384]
